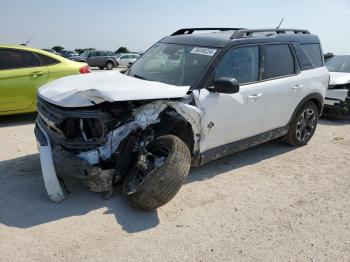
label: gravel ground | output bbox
[0,114,349,261]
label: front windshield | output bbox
[128,43,218,86]
[326,55,350,73]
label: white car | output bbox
[324,54,350,118]
[35,28,329,210]
[116,53,140,67]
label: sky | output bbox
[1,0,349,53]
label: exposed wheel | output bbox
[123,135,191,211]
[98,66,105,70]
[284,101,319,146]
[105,61,114,70]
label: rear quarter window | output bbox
[36,53,60,66]
[301,44,323,68]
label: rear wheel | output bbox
[284,101,319,146]
[123,135,191,211]
[105,61,114,70]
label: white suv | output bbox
[35,28,329,210]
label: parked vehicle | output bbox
[73,50,118,70]
[116,53,140,67]
[35,28,329,210]
[0,45,90,116]
[324,54,350,118]
[42,49,59,55]
[60,50,79,59]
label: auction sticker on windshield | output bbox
[190,47,217,56]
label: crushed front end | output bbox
[324,83,350,119]
[35,95,201,202]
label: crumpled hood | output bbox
[329,72,350,86]
[38,71,190,107]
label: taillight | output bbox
[79,65,91,74]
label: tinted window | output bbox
[100,51,107,56]
[301,44,323,68]
[216,46,259,84]
[292,43,314,71]
[37,53,59,65]
[0,49,40,70]
[107,51,114,56]
[264,44,295,79]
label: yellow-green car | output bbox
[0,45,90,116]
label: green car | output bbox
[0,45,90,116]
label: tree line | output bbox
[52,46,131,54]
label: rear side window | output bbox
[0,49,40,70]
[292,43,314,71]
[264,44,295,79]
[216,46,259,84]
[107,51,114,56]
[37,53,59,66]
[301,44,323,68]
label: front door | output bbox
[198,45,267,152]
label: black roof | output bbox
[160,28,320,48]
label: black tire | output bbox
[123,135,191,211]
[105,61,114,70]
[284,101,319,146]
[98,66,105,70]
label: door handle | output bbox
[248,93,263,101]
[293,84,304,90]
[30,71,44,78]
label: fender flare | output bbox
[289,93,324,124]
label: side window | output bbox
[216,46,259,84]
[100,51,107,56]
[264,44,295,79]
[301,44,323,68]
[120,55,127,59]
[37,53,59,66]
[107,51,114,56]
[0,49,40,70]
[292,43,314,71]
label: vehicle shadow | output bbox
[0,113,37,128]
[0,154,159,233]
[319,117,350,126]
[0,139,294,232]
[187,139,294,183]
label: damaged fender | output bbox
[79,100,203,165]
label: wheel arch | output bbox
[289,93,324,125]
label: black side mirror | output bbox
[212,77,240,94]
[127,62,133,68]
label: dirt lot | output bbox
[0,113,349,261]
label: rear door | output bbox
[260,43,308,131]
[0,48,48,112]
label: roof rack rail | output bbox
[231,28,310,39]
[171,28,244,36]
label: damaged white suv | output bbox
[35,28,329,210]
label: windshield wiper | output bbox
[134,74,147,80]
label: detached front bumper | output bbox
[35,122,65,202]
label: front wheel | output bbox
[105,61,114,70]
[284,101,319,146]
[123,135,191,211]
